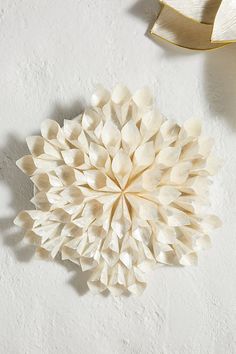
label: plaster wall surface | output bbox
[0,1,235,353]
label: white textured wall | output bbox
[0,1,236,353]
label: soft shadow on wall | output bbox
[204,45,236,131]
[128,0,160,29]
[128,0,196,57]
[0,100,94,296]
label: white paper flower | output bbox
[14,85,221,295]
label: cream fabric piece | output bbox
[161,0,221,24]
[14,85,221,295]
[151,0,236,50]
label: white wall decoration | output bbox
[14,85,221,295]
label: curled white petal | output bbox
[111,84,131,105]
[62,149,90,169]
[41,119,68,149]
[91,86,110,107]
[112,150,132,189]
[121,120,141,154]
[16,155,37,176]
[26,136,62,160]
[156,146,181,167]
[89,142,110,171]
[140,109,163,142]
[132,142,155,175]
[132,87,153,108]
[101,120,121,156]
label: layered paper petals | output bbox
[14,85,221,295]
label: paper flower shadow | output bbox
[0,134,35,262]
[0,101,94,296]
